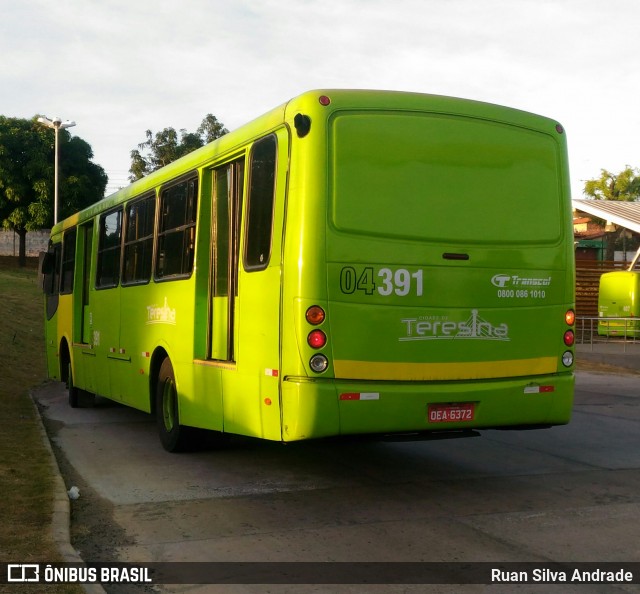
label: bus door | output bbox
[80,222,94,345]
[94,207,123,400]
[225,130,289,439]
[210,158,244,361]
[74,221,96,392]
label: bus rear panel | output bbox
[281,92,574,441]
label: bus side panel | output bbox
[190,364,224,431]
[119,283,166,412]
[56,294,73,377]
[44,312,61,380]
[223,266,282,440]
[281,380,340,441]
[223,127,289,441]
[117,279,200,416]
[43,241,62,380]
[87,285,121,401]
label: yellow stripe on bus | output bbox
[333,357,558,381]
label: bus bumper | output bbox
[281,373,574,442]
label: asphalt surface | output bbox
[33,349,640,594]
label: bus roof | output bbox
[52,89,564,235]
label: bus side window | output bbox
[42,244,61,294]
[156,176,198,280]
[60,228,77,295]
[244,134,277,271]
[123,194,156,285]
[40,251,54,287]
[43,243,61,319]
[96,209,123,288]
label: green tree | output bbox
[583,166,640,261]
[0,116,107,266]
[197,114,229,143]
[583,166,640,201]
[129,114,228,181]
[62,136,109,215]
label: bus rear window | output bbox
[330,113,563,245]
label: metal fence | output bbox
[576,317,640,352]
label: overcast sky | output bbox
[2,0,639,197]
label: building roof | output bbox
[572,199,640,234]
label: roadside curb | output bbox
[30,389,107,594]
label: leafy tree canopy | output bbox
[0,115,107,264]
[129,114,228,181]
[582,166,640,262]
[583,166,640,201]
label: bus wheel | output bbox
[68,363,80,408]
[155,358,191,452]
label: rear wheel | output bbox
[67,362,80,408]
[156,358,192,452]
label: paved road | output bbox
[34,370,640,593]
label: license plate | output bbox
[428,403,475,423]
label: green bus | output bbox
[41,89,576,452]
[598,270,640,337]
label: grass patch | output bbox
[0,256,82,593]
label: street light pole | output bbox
[37,116,76,225]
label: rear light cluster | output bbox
[562,309,575,367]
[306,305,329,373]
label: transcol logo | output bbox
[491,274,512,288]
[491,274,552,288]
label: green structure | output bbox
[598,271,640,336]
[42,90,576,451]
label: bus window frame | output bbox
[243,134,278,272]
[122,192,157,287]
[60,227,77,295]
[154,172,199,283]
[96,206,124,290]
[43,241,61,320]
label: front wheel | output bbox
[156,358,193,452]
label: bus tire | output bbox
[68,362,80,408]
[156,358,192,452]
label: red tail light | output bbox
[563,330,575,346]
[308,330,327,349]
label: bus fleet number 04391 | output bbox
[340,267,423,297]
